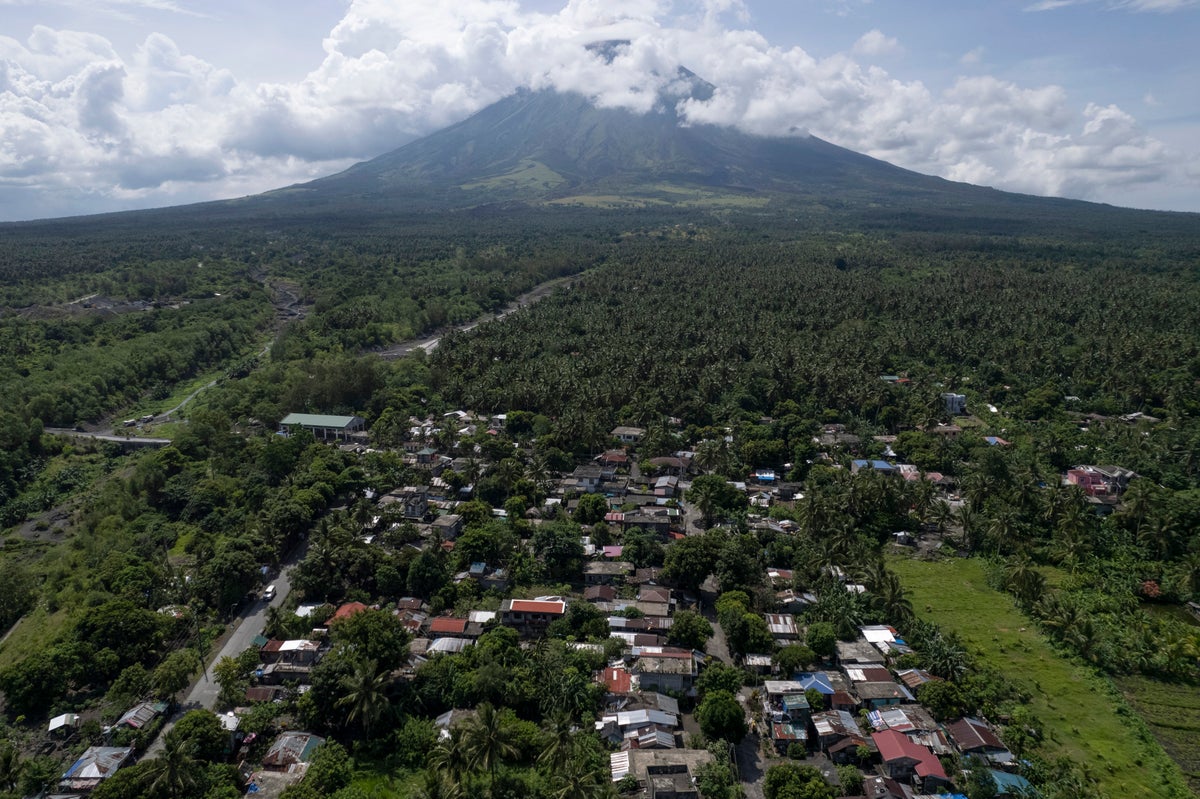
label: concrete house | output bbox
[499,598,567,636]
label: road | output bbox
[143,542,304,758]
[699,576,766,799]
[376,273,581,361]
[43,428,172,447]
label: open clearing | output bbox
[891,557,1194,799]
[1118,675,1200,795]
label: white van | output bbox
[263,585,276,602]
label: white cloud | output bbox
[960,46,985,65]
[852,29,902,57]
[0,0,1194,219]
[1026,0,1200,11]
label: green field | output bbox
[891,557,1194,799]
[1118,675,1200,795]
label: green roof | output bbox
[280,413,361,428]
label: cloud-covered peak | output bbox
[0,0,1195,220]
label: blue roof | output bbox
[798,672,835,694]
[990,769,1036,796]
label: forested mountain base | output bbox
[0,199,1198,799]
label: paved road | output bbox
[377,273,581,361]
[144,543,304,758]
[44,428,172,447]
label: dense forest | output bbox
[0,192,1198,799]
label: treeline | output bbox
[431,229,1200,432]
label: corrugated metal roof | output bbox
[280,413,361,428]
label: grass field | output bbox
[891,557,1194,799]
[0,605,73,671]
[1118,675,1200,795]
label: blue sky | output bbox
[0,0,1196,220]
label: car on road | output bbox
[263,585,276,602]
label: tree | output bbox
[687,475,748,526]
[461,702,518,797]
[168,710,229,762]
[775,645,816,678]
[663,534,719,592]
[145,732,201,798]
[804,622,837,659]
[575,493,609,525]
[667,609,714,651]
[152,649,200,700]
[695,689,747,743]
[211,651,257,710]
[337,658,391,739]
[330,608,411,670]
[530,520,586,581]
[835,764,863,796]
[763,763,836,799]
[696,662,745,700]
[408,549,449,598]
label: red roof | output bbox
[871,730,946,780]
[429,617,467,635]
[508,599,566,614]
[331,602,369,622]
[601,666,633,693]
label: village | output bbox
[45,391,1149,799]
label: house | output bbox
[812,709,870,763]
[570,464,604,493]
[601,665,635,694]
[331,602,370,623]
[262,732,325,770]
[836,641,886,666]
[1065,464,1136,498]
[987,768,1037,798]
[59,746,134,792]
[654,475,679,498]
[48,713,80,734]
[585,585,618,603]
[853,681,914,709]
[596,707,681,750]
[598,450,631,469]
[851,459,897,476]
[380,486,428,519]
[622,510,674,537]
[632,648,699,693]
[115,700,168,729]
[871,729,948,788]
[260,639,321,666]
[946,717,1013,765]
[647,456,689,476]
[428,616,469,637]
[611,426,646,444]
[764,613,800,641]
[278,413,365,441]
[611,749,714,798]
[498,598,567,636]
[941,393,967,415]
[639,586,672,605]
[431,514,463,540]
[585,561,634,586]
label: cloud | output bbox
[1026,0,1200,11]
[960,46,985,65]
[852,29,902,57]
[0,0,1194,219]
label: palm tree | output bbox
[0,742,23,794]
[337,658,391,739]
[552,761,614,799]
[145,733,200,798]
[1004,556,1045,608]
[462,702,518,797]
[414,770,463,799]
[429,731,471,787]
[538,711,576,774]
